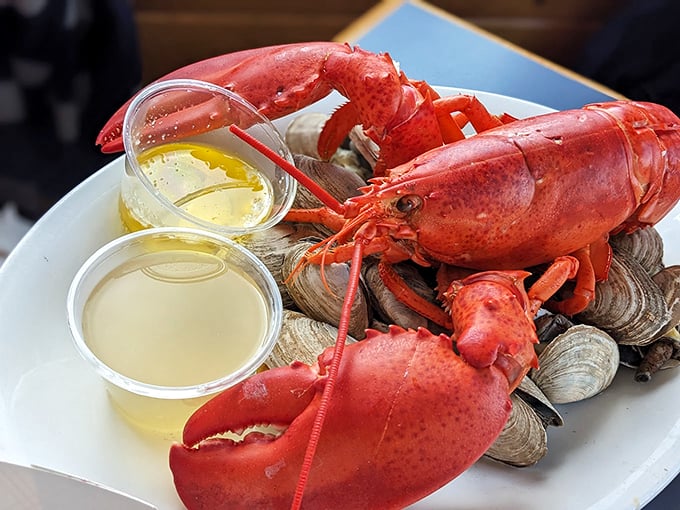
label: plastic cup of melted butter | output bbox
[120,79,297,235]
[67,227,282,439]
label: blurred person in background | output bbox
[0,0,141,220]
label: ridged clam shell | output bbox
[266,310,355,369]
[515,376,564,428]
[485,376,562,467]
[282,242,370,340]
[652,265,680,336]
[285,112,329,159]
[236,223,324,308]
[576,250,670,346]
[530,324,619,404]
[485,392,548,467]
[291,154,365,210]
[610,227,664,276]
[362,260,433,330]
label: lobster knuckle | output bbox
[449,272,538,387]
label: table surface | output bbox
[335,1,679,509]
[335,0,622,111]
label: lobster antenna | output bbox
[228,125,345,214]
[291,240,365,509]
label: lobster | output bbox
[96,42,680,509]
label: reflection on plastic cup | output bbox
[67,227,282,439]
[120,79,297,235]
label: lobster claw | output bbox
[169,324,514,509]
[96,42,450,174]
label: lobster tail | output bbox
[586,101,680,230]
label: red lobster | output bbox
[97,43,680,509]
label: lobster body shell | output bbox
[347,101,680,271]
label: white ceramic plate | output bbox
[0,460,155,509]
[1,88,679,509]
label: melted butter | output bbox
[121,141,273,231]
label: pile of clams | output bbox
[237,112,680,470]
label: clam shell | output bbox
[610,227,664,276]
[362,260,433,330]
[285,112,329,159]
[236,223,324,308]
[484,392,548,467]
[285,113,370,180]
[652,265,680,336]
[515,376,564,428]
[282,242,370,340]
[291,154,365,211]
[348,125,379,170]
[484,377,562,467]
[266,310,354,368]
[530,324,619,404]
[576,250,670,346]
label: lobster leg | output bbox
[543,248,597,316]
[378,261,453,328]
[535,241,611,317]
[433,94,517,141]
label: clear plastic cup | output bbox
[119,79,297,235]
[66,227,282,439]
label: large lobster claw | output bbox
[169,270,540,509]
[170,328,511,509]
[96,42,462,175]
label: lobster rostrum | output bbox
[97,43,680,509]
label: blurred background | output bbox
[1,0,679,259]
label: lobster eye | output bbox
[395,194,422,213]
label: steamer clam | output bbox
[267,310,355,369]
[282,240,371,340]
[575,249,671,346]
[485,377,563,467]
[236,222,325,308]
[529,324,620,404]
[610,226,665,276]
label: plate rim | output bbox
[0,86,679,510]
